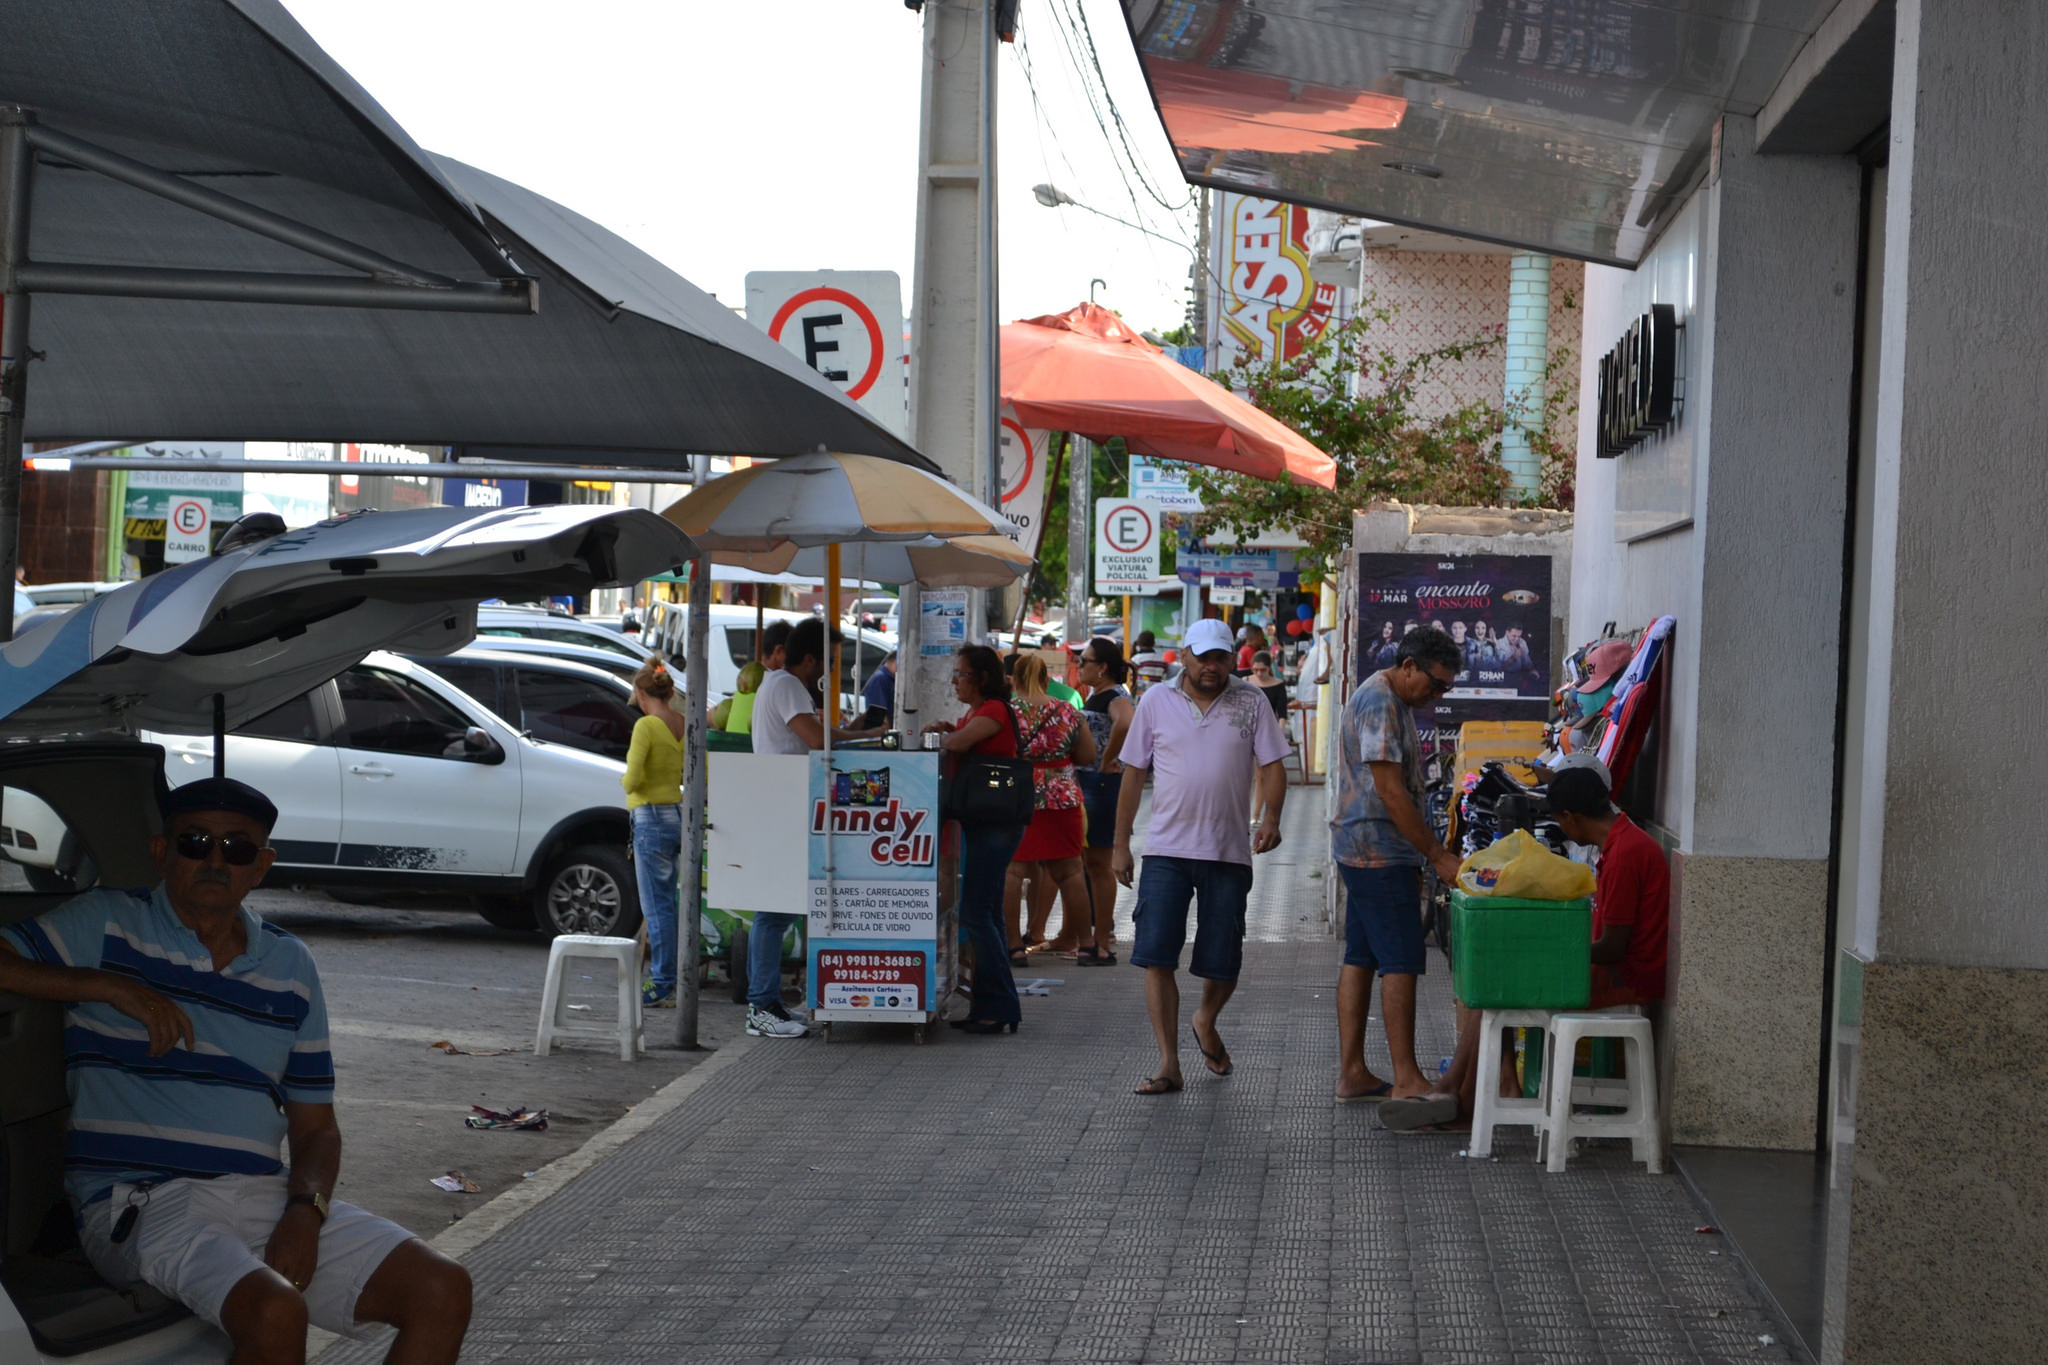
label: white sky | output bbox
[280,0,1199,336]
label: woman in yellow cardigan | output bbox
[624,658,687,1007]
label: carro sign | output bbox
[1094,498,1161,593]
[746,270,908,437]
[164,496,212,563]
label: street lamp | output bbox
[1032,182,1197,258]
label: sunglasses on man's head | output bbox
[173,830,266,866]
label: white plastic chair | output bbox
[1539,1011,1661,1173]
[1467,1008,1556,1159]
[534,934,643,1062]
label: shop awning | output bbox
[1,0,930,470]
[1118,0,1833,267]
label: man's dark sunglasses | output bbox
[173,830,266,866]
[1414,664,1457,696]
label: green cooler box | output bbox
[1449,890,1592,1009]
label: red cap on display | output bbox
[1578,639,1634,693]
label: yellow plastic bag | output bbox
[1456,829,1596,901]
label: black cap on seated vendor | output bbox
[1548,766,1670,1011]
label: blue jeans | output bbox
[630,803,682,992]
[1129,855,1254,981]
[958,820,1027,1023]
[748,912,801,1010]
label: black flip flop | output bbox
[1134,1074,1183,1095]
[1377,1096,1459,1131]
[1191,1023,1232,1077]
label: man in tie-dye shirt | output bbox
[1329,629,1466,1104]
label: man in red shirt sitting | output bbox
[1380,762,1668,1130]
[1548,764,1668,1009]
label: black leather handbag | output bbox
[941,701,1037,827]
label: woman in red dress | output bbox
[1002,653,1096,966]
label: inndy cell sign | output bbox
[746,270,909,438]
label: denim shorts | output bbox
[1076,768,1120,849]
[1338,862,1427,976]
[1129,855,1254,981]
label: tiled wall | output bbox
[1357,250,1584,457]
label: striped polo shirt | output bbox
[0,885,334,1208]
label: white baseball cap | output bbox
[1184,618,1236,658]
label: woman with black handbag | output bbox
[922,644,1031,1035]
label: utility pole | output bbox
[1064,436,1091,649]
[901,0,999,726]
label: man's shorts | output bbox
[1076,768,1119,850]
[1129,855,1254,981]
[1338,862,1427,977]
[77,1172,416,1338]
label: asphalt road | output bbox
[244,886,743,1241]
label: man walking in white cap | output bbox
[1112,617,1293,1095]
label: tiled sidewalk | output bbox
[325,795,1795,1364]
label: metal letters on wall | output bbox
[1596,304,1677,458]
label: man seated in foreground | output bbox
[0,777,470,1364]
[1380,762,1669,1131]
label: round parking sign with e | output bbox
[768,287,885,400]
[1103,503,1153,554]
[170,498,208,536]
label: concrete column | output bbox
[1662,117,1859,1153]
[901,0,995,724]
[1827,3,2048,1359]
[1500,251,1550,498]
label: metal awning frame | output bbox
[0,104,545,635]
[32,452,707,487]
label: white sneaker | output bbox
[746,1005,808,1038]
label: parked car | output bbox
[408,648,640,762]
[144,651,639,938]
[642,602,892,708]
[842,595,900,637]
[475,605,656,665]
[421,632,641,683]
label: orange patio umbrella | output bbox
[1000,302,1336,488]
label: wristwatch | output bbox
[287,1191,330,1223]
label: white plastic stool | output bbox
[1467,1008,1555,1159]
[1539,1012,1661,1173]
[534,934,643,1062]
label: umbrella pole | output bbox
[213,694,226,779]
[677,542,712,1048]
[826,543,842,733]
[0,111,35,641]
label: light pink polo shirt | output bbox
[1121,675,1292,866]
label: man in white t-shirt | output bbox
[743,617,882,1036]
[1113,617,1292,1097]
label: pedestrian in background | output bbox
[1003,652,1097,963]
[923,645,1027,1034]
[1074,637,1134,965]
[623,659,686,1008]
[1236,622,1268,674]
[1114,617,1292,1095]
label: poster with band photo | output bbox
[1355,553,1552,735]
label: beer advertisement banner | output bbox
[1355,553,1553,741]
